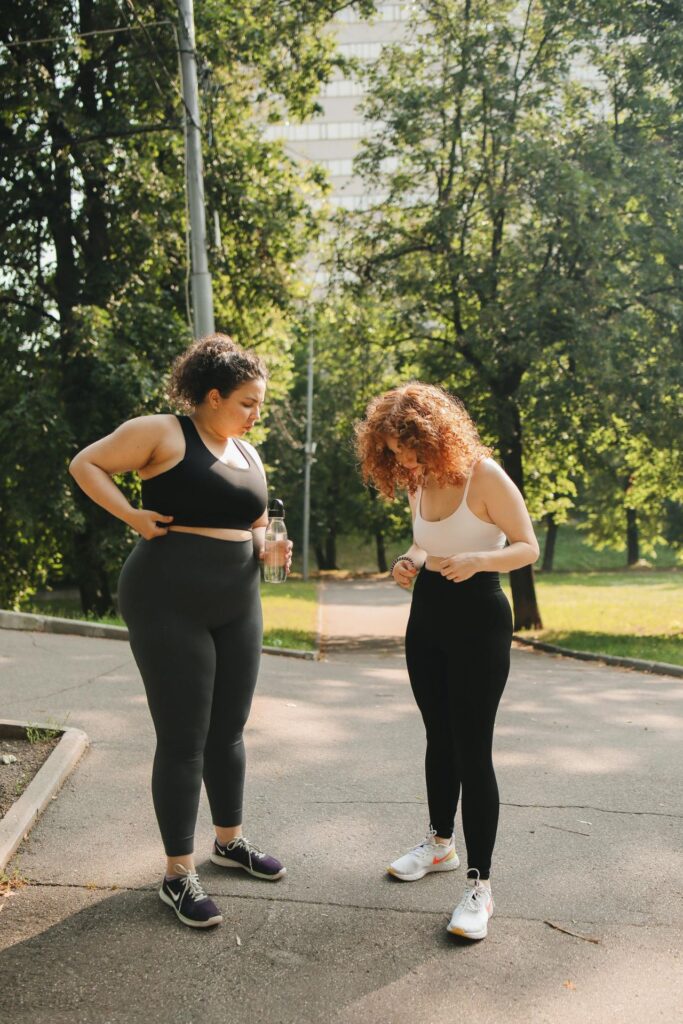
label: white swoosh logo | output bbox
[168,888,180,903]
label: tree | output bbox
[340,0,683,626]
[0,0,374,610]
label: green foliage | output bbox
[0,1,368,609]
[337,0,682,570]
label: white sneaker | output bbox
[387,828,460,882]
[446,875,494,940]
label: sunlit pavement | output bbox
[0,579,681,1023]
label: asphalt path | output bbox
[0,578,681,1023]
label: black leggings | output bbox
[118,532,262,856]
[405,568,512,879]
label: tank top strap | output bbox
[177,414,202,450]
[232,437,253,468]
[462,465,475,501]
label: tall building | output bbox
[264,3,412,211]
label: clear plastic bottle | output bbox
[263,499,287,584]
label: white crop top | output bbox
[413,460,507,558]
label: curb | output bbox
[0,720,90,871]
[0,609,320,661]
[513,634,683,679]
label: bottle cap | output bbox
[268,498,285,519]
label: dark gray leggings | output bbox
[118,532,262,856]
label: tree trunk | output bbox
[541,514,558,572]
[509,566,542,631]
[626,507,639,565]
[375,529,387,573]
[497,406,543,629]
[325,527,338,570]
[314,543,326,570]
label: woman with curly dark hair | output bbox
[355,382,538,941]
[69,333,291,929]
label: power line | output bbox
[113,0,172,104]
[1,21,172,49]
[122,0,199,128]
[4,121,182,153]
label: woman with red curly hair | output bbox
[356,382,539,941]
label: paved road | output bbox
[0,579,681,1023]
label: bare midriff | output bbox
[168,526,252,542]
[424,555,445,572]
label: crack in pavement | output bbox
[9,659,133,705]
[14,879,678,928]
[304,800,682,819]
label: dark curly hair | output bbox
[355,382,492,499]
[167,333,268,411]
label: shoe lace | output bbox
[413,826,439,854]
[174,865,208,902]
[226,835,264,866]
[457,877,486,913]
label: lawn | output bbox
[504,571,683,666]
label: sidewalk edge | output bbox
[0,722,90,872]
[513,634,683,679]
[0,610,320,660]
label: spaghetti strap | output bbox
[414,484,423,522]
[462,466,475,501]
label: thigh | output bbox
[130,613,217,752]
[446,596,512,741]
[209,599,263,733]
[405,608,450,727]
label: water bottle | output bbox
[263,499,287,584]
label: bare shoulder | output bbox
[473,457,506,480]
[473,457,513,488]
[112,413,176,438]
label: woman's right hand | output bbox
[392,559,417,589]
[127,508,174,540]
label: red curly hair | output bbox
[355,382,492,499]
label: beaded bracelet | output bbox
[389,554,417,574]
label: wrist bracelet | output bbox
[389,554,417,574]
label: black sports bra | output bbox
[140,416,267,530]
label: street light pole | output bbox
[177,0,214,338]
[302,333,316,581]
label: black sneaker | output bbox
[159,865,223,928]
[210,836,286,880]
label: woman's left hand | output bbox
[258,539,294,576]
[438,553,483,582]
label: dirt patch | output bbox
[0,736,60,819]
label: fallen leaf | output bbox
[563,980,576,990]
[236,934,242,947]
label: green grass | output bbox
[261,579,318,651]
[538,525,680,572]
[21,580,320,653]
[504,570,683,666]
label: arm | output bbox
[439,460,539,582]
[69,417,174,540]
[242,440,292,573]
